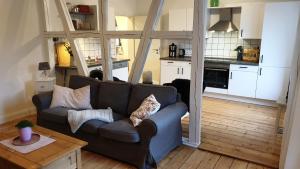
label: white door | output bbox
[260,2,300,67]
[256,67,290,103]
[160,62,180,85]
[228,71,257,98]
[186,8,194,31]
[239,3,265,39]
[169,9,187,31]
[134,16,161,84]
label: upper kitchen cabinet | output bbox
[260,2,300,68]
[169,8,194,31]
[239,3,265,39]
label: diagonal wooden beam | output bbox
[98,0,113,80]
[128,0,164,83]
[188,0,207,147]
[55,0,89,76]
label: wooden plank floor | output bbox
[81,146,272,169]
[0,115,272,169]
[182,97,282,169]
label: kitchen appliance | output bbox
[179,49,185,57]
[208,8,238,32]
[169,43,177,57]
[235,46,243,61]
[204,62,230,89]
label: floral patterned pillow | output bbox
[130,94,161,127]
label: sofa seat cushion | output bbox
[78,119,107,135]
[99,119,140,143]
[40,107,72,125]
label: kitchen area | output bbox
[52,0,297,105]
[160,2,296,105]
[162,2,299,167]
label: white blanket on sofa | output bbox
[68,108,114,133]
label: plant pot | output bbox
[19,127,32,142]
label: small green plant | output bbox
[15,120,34,129]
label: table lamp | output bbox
[38,62,50,78]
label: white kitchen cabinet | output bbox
[239,3,265,39]
[256,67,290,103]
[260,2,300,68]
[181,62,192,79]
[160,62,179,85]
[169,8,193,31]
[113,67,128,82]
[228,65,258,98]
[160,60,191,84]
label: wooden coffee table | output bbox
[0,125,87,169]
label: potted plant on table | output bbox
[15,120,34,142]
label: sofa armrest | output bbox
[32,91,53,112]
[137,102,188,142]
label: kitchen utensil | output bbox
[235,46,244,61]
[179,49,185,57]
[169,43,177,57]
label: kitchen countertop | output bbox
[55,58,130,69]
[160,57,259,66]
[87,58,130,68]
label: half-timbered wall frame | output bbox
[40,0,207,147]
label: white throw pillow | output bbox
[50,85,92,109]
[130,94,161,127]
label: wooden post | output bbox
[188,0,207,147]
[40,0,56,75]
[55,0,89,76]
[98,0,113,80]
[128,0,164,83]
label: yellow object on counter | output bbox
[243,48,260,63]
[56,43,71,67]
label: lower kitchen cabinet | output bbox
[112,67,128,81]
[228,70,258,98]
[256,67,290,103]
[160,60,191,85]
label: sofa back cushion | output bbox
[127,84,177,115]
[69,75,100,108]
[96,81,131,116]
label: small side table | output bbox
[35,77,56,93]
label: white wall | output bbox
[110,0,137,16]
[283,12,300,169]
[0,0,46,123]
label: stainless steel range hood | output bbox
[208,8,238,32]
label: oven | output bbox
[204,62,230,89]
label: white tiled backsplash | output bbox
[77,38,116,60]
[166,32,260,59]
[205,32,261,59]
